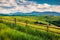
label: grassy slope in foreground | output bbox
[0,23,43,40]
[0,16,60,40]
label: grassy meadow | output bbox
[0,16,60,40]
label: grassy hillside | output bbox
[0,16,60,40]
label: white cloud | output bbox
[0,0,60,14]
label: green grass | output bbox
[0,23,43,40]
[0,16,60,40]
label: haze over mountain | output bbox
[11,12,60,16]
[0,12,60,16]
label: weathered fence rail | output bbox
[0,17,60,40]
[0,18,60,34]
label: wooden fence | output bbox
[0,18,60,40]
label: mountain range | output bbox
[0,12,60,16]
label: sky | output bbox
[0,0,60,14]
[27,0,60,5]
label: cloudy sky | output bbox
[0,0,60,14]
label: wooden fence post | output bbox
[47,24,49,32]
[25,20,28,27]
[47,24,50,32]
[14,18,16,27]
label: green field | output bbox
[0,16,60,40]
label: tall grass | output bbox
[0,23,43,40]
[0,20,60,40]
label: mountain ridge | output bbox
[0,12,60,16]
